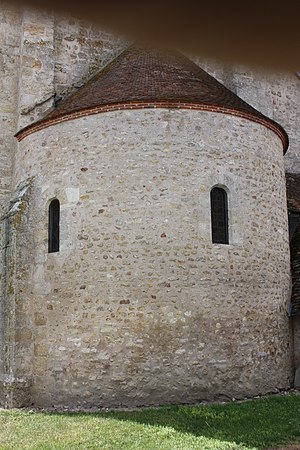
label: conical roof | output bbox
[16,46,288,152]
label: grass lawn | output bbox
[0,394,300,450]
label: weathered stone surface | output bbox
[231,68,300,174]
[193,57,300,173]
[0,178,35,407]
[0,2,22,215]
[0,3,298,409]
[17,10,56,129]
[17,12,125,130]
[12,109,292,408]
[53,16,125,98]
[0,377,32,408]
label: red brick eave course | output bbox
[15,101,289,154]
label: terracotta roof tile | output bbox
[16,46,289,151]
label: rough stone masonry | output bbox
[0,2,299,408]
[11,109,292,407]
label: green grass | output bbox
[0,394,300,449]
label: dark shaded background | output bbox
[11,0,300,70]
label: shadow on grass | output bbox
[47,394,300,450]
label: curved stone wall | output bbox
[16,109,292,407]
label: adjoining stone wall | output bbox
[0,179,35,408]
[14,109,292,408]
[0,4,125,140]
[17,10,55,130]
[231,68,300,174]
[17,11,125,130]
[193,58,300,174]
[0,2,21,214]
[53,16,125,98]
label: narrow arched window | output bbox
[210,187,229,244]
[48,199,60,253]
